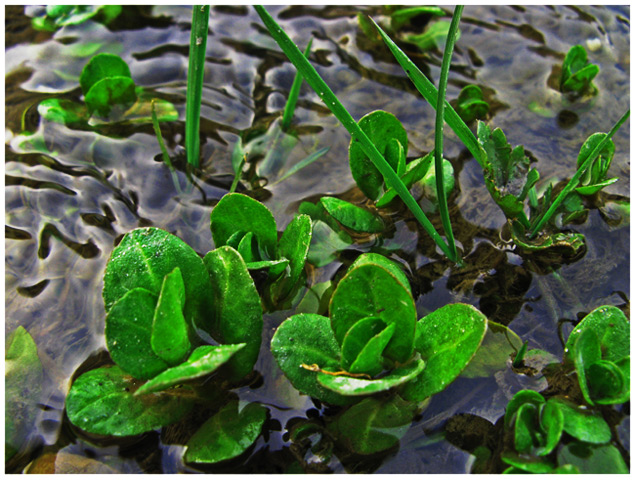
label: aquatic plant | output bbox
[29,5,121,32]
[455,85,490,123]
[560,45,599,97]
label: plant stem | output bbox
[530,109,630,237]
[281,38,313,132]
[185,5,210,168]
[254,5,457,262]
[434,5,463,261]
[151,100,183,194]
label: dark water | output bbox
[5,5,629,473]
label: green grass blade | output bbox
[185,5,210,168]
[254,5,457,262]
[371,18,483,166]
[530,109,630,237]
[281,38,313,132]
[433,5,463,261]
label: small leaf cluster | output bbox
[455,85,490,123]
[560,45,599,97]
[30,5,122,32]
[271,252,488,454]
[500,305,629,473]
[37,53,177,129]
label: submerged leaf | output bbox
[85,76,137,117]
[461,320,523,378]
[184,400,267,464]
[37,99,88,127]
[557,442,628,474]
[66,366,193,436]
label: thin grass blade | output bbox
[281,38,313,131]
[254,5,457,262]
[185,5,210,168]
[371,18,482,166]
[530,109,630,236]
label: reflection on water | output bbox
[5,5,629,473]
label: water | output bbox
[5,5,629,474]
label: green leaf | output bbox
[576,133,615,190]
[477,121,538,219]
[102,227,213,336]
[560,45,599,94]
[210,193,278,258]
[564,305,629,364]
[66,366,193,436]
[151,267,190,366]
[514,403,538,454]
[105,287,169,380]
[203,246,263,381]
[317,355,425,396]
[537,400,564,456]
[270,313,353,406]
[135,344,246,396]
[348,323,396,376]
[401,303,488,401]
[246,258,289,277]
[327,395,418,455]
[184,400,267,464]
[348,110,408,201]
[320,197,384,233]
[348,252,411,293]
[271,214,312,303]
[340,316,388,372]
[456,85,489,123]
[501,452,555,473]
[85,76,137,117]
[390,6,445,30]
[304,220,352,267]
[572,328,601,405]
[557,442,628,474]
[37,99,88,127]
[404,20,457,52]
[376,153,434,208]
[510,221,586,255]
[587,360,626,404]
[237,231,259,263]
[417,156,455,205]
[461,321,523,378]
[548,397,611,444]
[80,53,132,96]
[504,390,546,428]
[329,263,416,363]
[386,137,406,176]
[5,327,43,461]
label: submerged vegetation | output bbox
[6,4,629,474]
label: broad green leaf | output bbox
[237,231,259,263]
[317,356,425,396]
[500,452,555,473]
[461,320,523,378]
[305,220,352,267]
[548,397,611,444]
[226,231,246,250]
[327,395,417,455]
[320,197,384,233]
[105,287,169,380]
[151,267,190,366]
[376,153,434,207]
[537,400,563,456]
[573,328,601,405]
[5,326,43,461]
[299,199,347,234]
[270,313,353,406]
[514,403,538,454]
[348,323,396,376]
[456,84,489,123]
[37,99,88,127]
[340,316,387,371]
[587,360,626,404]
[102,227,213,335]
[135,344,246,396]
[504,390,545,428]
[563,64,599,93]
[66,366,193,436]
[348,252,411,293]
[401,303,488,401]
[85,76,137,117]
[80,53,132,95]
[404,20,457,52]
[246,258,289,278]
[477,121,538,219]
[349,110,408,201]
[210,193,278,258]
[295,280,333,316]
[386,137,406,176]
[330,263,416,363]
[184,400,267,464]
[564,305,629,364]
[271,214,312,303]
[557,442,628,474]
[204,246,263,381]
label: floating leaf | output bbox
[270,313,353,406]
[271,214,312,303]
[210,193,278,258]
[557,442,628,474]
[135,344,246,396]
[204,246,263,381]
[549,397,611,444]
[184,400,267,464]
[80,53,132,95]
[66,366,193,436]
[401,303,488,401]
[102,227,213,336]
[349,110,408,201]
[85,76,137,117]
[317,355,424,396]
[151,267,190,366]
[320,197,384,233]
[327,395,417,455]
[330,263,416,363]
[5,326,43,461]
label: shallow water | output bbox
[5,5,630,474]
